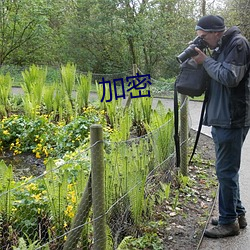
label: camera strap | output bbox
[174,82,181,168]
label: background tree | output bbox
[0,0,49,65]
[220,0,250,39]
[0,0,236,80]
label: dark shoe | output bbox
[238,215,247,228]
[211,214,247,229]
[204,222,240,238]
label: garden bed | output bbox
[0,130,217,249]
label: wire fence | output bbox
[0,109,191,249]
[0,64,191,249]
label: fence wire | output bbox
[0,112,187,249]
[0,66,193,249]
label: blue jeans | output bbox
[211,126,249,225]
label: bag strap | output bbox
[174,80,180,168]
[188,91,208,164]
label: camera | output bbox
[176,36,208,64]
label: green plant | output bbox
[140,96,153,124]
[172,190,180,210]
[178,173,191,189]
[117,233,163,250]
[43,84,56,114]
[43,159,69,222]
[144,100,174,164]
[157,182,171,203]
[60,62,76,102]
[21,65,47,118]
[12,176,49,241]
[76,72,92,110]
[0,107,103,158]
[0,73,12,117]
[0,161,15,222]
[95,80,106,110]
[13,233,49,250]
[105,136,153,234]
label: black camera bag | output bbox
[174,58,210,168]
[175,58,209,97]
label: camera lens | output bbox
[176,44,198,63]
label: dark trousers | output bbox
[211,126,249,225]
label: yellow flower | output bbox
[36,152,41,159]
[12,207,17,212]
[32,193,42,201]
[65,205,74,218]
[71,195,76,204]
[3,130,9,135]
[43,147,49,157]
[14,149,22,155]
[26,183,37,191]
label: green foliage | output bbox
[13,235,47,250]
[178,172,192,189]
[76,71,92,110]
[131,93,153,127]
[144,100,175,163]
[61,63,76,100]
[0,0,228,77]
[12,176,48,240]
[117,233,163,250]
[0,73,12,116]
[21,65,47,118]
[43,159,68,230]
[0,0,52,65]
[0,161,14,222]
[0,65,180,248]
[43,85,56,113]
[158,182,171,203]
[0,109,101,158]
[105,135,153,228]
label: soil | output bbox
[158,130,217,250]
[0,152,45,180]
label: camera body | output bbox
[176,36,208,64]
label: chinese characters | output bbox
[99,73,152,102]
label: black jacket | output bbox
[203,26,250,128]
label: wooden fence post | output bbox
[124,64,137,110]
[91,124,106,250]
[180,94,188,176]
[63,175,92,250]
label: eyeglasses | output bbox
[198,32,214,40]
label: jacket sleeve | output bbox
[203,37,250,87]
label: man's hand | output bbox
[192,47,207,64]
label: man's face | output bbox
[196,30,221,49]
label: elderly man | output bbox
[192,15,250,238]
